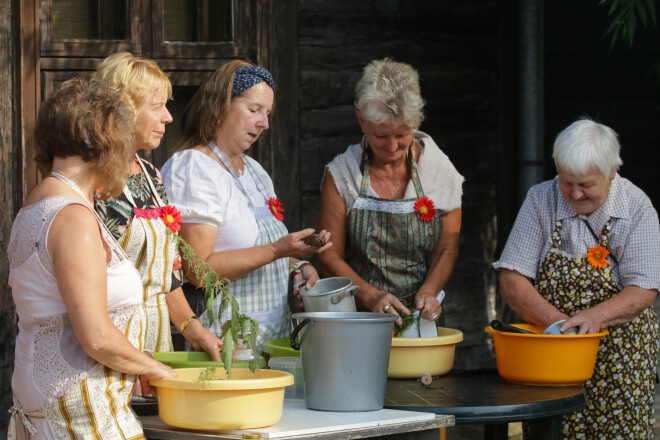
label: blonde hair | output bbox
[94,52,172,117]
[355,58,425,129]
[35,77,134,199]
[177,59,253,150]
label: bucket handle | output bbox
[331,285,359,304]
[289,318,310,350]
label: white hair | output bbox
[552,118,623,177]
[354,58,425,129]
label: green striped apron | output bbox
[346,154,443,308]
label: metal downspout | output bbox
[517,0,544,205]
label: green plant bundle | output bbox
[169,231,261,377]
[393,309,420,337]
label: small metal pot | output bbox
[300,277,358,312]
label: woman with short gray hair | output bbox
[494,118,659,438]
[317,58,464,325]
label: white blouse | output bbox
[161,149,274,252]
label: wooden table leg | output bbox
[527,416,562,440]
[484,423,508,440]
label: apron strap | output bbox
[551,221,563,248]
[210,142,275,209]
[598,218,613,248]
[358,139,426,199]
[8,402,39,436]
[123,155,167,208]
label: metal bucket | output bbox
[290,312,397,411]
[299,277,358,312]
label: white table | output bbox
[140,399,453,440]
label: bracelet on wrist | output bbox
[179,315,198,334]
[290,260,310,276]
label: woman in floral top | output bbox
[494,118,660,439]
[94,53,222,362]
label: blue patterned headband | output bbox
[231,66,276,98]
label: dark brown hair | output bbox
[35,77,134,198]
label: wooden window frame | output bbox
[39,0,142,58]
[151,0,252,59]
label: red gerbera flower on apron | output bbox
[268,197,285,221]
[160,205,183,233]
[414,197,436,222]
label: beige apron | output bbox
[119,159,177,353]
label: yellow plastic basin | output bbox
[388,327,463,378]
[485,324,609,386]
[150,368,293,430]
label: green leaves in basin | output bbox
[393,308,420,337]
[169,231,260,378]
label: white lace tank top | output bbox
[8,196,143,411]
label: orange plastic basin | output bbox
[485,324,608,386]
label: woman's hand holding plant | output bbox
[183,319,224,361]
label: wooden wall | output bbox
[297,0,505,369]
[0,1,17,435]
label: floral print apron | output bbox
[346,152,443,308]
[202,146,291,350]
[533,219,659,439]
[119,159,177,353]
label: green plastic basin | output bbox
[153,351,266,369]
[262,338,300,358]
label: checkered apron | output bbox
[529,219,659,439]
[202,147,290,350]
[346,154,443,308]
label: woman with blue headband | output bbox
[162,60,331,349]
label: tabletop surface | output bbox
[140,400,453,440]
[384,371,587,424]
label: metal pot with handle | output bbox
[299,277,359,312]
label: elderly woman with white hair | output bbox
[494,118,660,438]
[317,58,464,325]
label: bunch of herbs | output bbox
[170,232,261,377]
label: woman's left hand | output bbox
[184,320,224,361]
[561,308,606,335]
[291,263,321,309]
[414,294,443,321]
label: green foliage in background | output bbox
[599,0,658,47]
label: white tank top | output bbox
[8,196,143,411]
